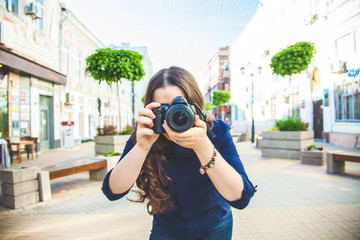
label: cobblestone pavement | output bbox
[0,141,359,239]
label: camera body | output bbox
[153,96,196,134]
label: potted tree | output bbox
[262,116,314,160]
[212,90,231,122]
[86,48,144,155]
[270,41,316,115]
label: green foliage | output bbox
[97,125,117,136]
[274,116,309,131]
[212,90,231,107]
[119,125,133,135]
[104,151,121,156]
[305,144,323,151]
[270,41,316,77]
[205,102,213,111]
[85,48,145,85]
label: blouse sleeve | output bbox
[101,134,135,201]
[214,121,257,209]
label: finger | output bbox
[139,128,157,136]
[145,102,161,110]
[194,115,206,129]
[138,116,154,128]
[162,121,172,135]
[138,108,156,119]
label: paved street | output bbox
[0,141,359,239]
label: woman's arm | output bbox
[106,102,161,195]
[164,116,255,205]
[194,140,244,202]
[108,144,150,194]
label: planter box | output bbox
[94,135,131,155]
[261,131,314,160]
[300,150,326,165]
[0,166,40,209]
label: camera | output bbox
[153,96,196,134]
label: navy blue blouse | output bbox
[102,119,256,239]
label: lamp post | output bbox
[241,66,262,143]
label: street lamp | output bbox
[241,66,262,143]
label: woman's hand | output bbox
[136,102,161,151]
[163,115,212,153]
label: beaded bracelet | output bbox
[199,147,217,175]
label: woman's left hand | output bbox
[162,115,212,152]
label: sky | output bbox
[61,0,260,85]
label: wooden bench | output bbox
[42,157,108,180]
[327,151,360,174]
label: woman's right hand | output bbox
[136,102,161,151]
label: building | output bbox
[229,0,360,149]
[0,0,66,150]
[0,0,151,150]
[59,6,109,143]
[202,46,231,125]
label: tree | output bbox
[86,48,145,129]
[205,102,212,111]
[212,90,231,121]
[270,41,316,115]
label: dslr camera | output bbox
[153,96,196,134]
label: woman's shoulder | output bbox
[211,119,230,132]
[210,119,230,139]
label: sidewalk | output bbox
[0,141,359,239]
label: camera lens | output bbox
[166,105,195,132]
[172,111,189,127]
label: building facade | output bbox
[229,0,360,149]
[0,0,152,150]
[0,0,66,150]
[203,46,231,125]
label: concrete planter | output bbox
[94,135,131,155]
[261,131,314,160]
[300,150,326,165]
[1,166,40,209]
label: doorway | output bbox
[313,100,323,139]
[39,95,54,150]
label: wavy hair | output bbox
[130,66,212,215]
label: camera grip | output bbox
[153,113,164,134]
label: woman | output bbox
[102,66,256,240]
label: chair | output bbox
[21,137,39,159]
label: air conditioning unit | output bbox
[25,2,42,19]
[330,59,347,73]
[65,93,75,105]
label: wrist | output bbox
[194,139,214,165]
[135,143,152,154]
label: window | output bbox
[336,32,357,59]
[291,92,300,117]
[5,0,19,15]
[35,0,44,31]
[271,97,276,119]
[62,43,69,75]
[334,81,360,121]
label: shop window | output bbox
[334,81,360,121]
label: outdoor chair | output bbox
[21,137,39,159]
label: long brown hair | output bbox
[131,66,211,215]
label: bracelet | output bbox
[199,147,217,175]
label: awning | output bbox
[0,46,66,85]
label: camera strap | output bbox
[193,104,216,138]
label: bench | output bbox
[42,157,108,181]
[327,151,360,174]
